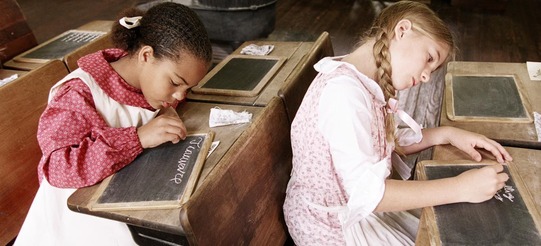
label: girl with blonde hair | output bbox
[283,1,511,245]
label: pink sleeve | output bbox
[37,79,143,188]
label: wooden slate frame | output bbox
[13,29,106,63]
[416,160,541,246]
[445,73,532,123]
[90,131,214,211]
[191,55,287,97]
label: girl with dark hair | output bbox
[16,3,212,245]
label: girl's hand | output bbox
[443,126,512,163]
[455,164,509,203]
[137,114,187,148]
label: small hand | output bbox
[137,114,187,148]
[456,164,509,203]
[444,126,512,163]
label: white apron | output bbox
[15,68,158,246]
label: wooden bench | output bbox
[0,59,68,245]
[278,31,333,124]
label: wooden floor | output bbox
[19,0,541,61]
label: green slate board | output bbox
[418,161,541,245]
[446,75,531,122]
[91,132,213,211]
[192,55,286,97]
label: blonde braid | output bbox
[372,28,397,144]
[357,1,456,153]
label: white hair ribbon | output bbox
[119,16,142,29]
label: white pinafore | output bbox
[15,68,158,246]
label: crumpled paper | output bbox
[240,44,274,56]
[526,61,541,81]
[209,107,252,127]
[534,112,541,141]
[0,74,18,87]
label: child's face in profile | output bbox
[389,21,450,91]
[139,53,208,109]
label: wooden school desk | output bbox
[440,61,541,148]
[3,20,114,71]
[68,97,293,245]
[0,60,69,245]
[415,145,541,245]
[0,68,27,85]
[68,101,263,233]
[186,31,333,108]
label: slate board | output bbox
[191,55,286,97]
[416,161,541,245]
[14,30,105,63]
[91,132,214,211]
[446,75,532,122]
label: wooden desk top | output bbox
[76,20,114,33]
[415,144,541,245]
[441,62,541,146]
[3,20,114,71]
[186,40,315,106]
[67,101,263,235]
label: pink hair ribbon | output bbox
[386,98,422,134]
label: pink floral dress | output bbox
[283,56,421,245]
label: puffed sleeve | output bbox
[37,79,143,188]
[317,76,390,226]
[395,127,423,147]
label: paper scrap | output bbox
[206,141,220,159]
[209,107,252,127]
[526,61,541,81]
[0,74,18,87]
[240,44,274,56]
[534,112,541,142]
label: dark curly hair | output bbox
[111,2,212,65]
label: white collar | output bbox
[314,56,386,105]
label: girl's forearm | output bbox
[374,178,462,212]
[400,127,451,154]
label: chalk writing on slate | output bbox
[14,30,105,63]
[417,162,541,245]
[91,132,214,211]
